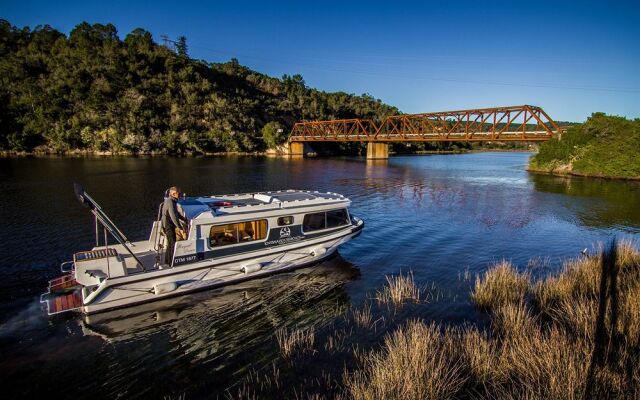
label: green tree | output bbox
[261,121,286,149]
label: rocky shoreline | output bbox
[527,163,640,181]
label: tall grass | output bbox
[343,240,640,399]
[533,253,603,315]
[351,303,373,329]
[470,260,530,310]
[275,327,316,358]
[344,320,466,400]
[375,271,421,306]
[240,241,639,398]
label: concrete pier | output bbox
[366,142,389,159]
[289,141,304,157]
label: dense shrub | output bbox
[530,113,640,178]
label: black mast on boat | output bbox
[73,183,144,269]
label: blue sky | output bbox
[2,0,639,121]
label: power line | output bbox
[187,42,640,94]
[161,35,177,51]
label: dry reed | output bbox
[351,303,373,329]
[344,240,640,400]
[230,363,282,400]
[235,242,639,399]
[276,327,316,358]
[375,271,421,306]
[533,254,602,315]
[323,327,353,353]
[470,260,529,310]
[344,320,467,400]
[497,326,591,400]
[492,300,537,340]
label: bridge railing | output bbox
[290,105,560,142]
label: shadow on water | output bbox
[0,255,360,399]
[529,173,640,232]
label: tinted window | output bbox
[209,219,267,247]
[278,216,294,226]
[326,209,349,228]
[303,212,326,232]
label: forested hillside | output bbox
[0,20,399,154]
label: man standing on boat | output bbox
[162,186,187,266]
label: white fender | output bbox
[241,263,262,274]
[310,247,327,257]
[154,282,178,295]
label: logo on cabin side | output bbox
[279,227,291,238]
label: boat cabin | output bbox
[163,190,353,267]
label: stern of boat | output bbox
[40,272,83,315]
[40,248,132,315]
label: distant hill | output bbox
[0,20,399,154]
[529,113,640,179]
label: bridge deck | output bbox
[290,105,560,142]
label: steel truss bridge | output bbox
[290,105,560,143]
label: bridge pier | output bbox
[366,142,389,159]
[289,141,304,157]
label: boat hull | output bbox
[81,218,363,314]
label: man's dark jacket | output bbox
[161,197,185,231]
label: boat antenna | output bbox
[73,183,144,269]
[74,183,131,243]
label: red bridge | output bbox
[288,105,561,159]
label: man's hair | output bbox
[169,186,180,193]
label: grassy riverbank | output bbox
[229,240,640,399]
[529,113,640,180]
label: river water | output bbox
[0,153,639,398]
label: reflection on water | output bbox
[530,173,640,232]
[0,257,358,399]
[0,152,638,398]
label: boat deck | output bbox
[41,273,83,314]
[48,290,83,314]
[96,241,158,272]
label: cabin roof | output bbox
[177,190,350,220]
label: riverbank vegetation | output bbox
[2,20,550,157]
[230,240,640,399]
[529,113,640,179]
[375,271,422,306]
[0,20,397,155]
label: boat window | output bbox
[278,216,294,226]
[209,219,267,247]
[303,212,326,232]
[326,209,349,228]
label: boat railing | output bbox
[60,260,74,273]
[73,183,145,270]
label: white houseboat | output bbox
[41,185,364,315]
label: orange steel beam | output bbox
[290,105,560,142]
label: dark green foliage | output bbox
[530,113,640,178]
[175,35,187,56]
[261,121,286,148]
[0,20,398,154]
